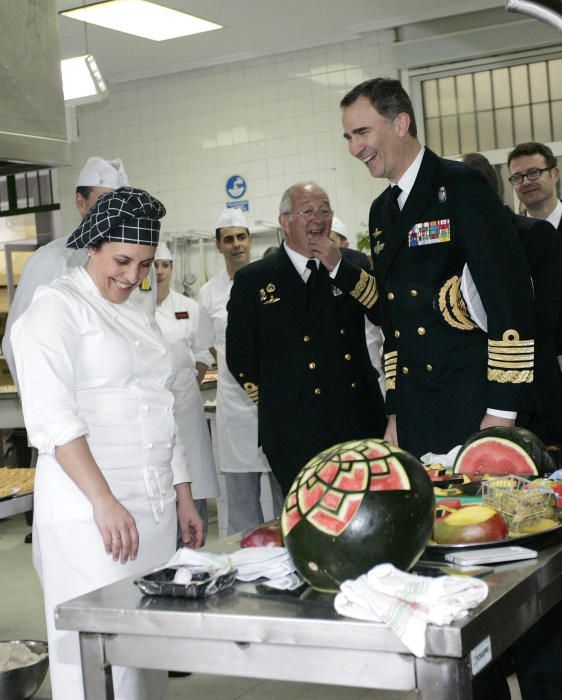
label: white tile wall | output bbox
[60,32,395,286]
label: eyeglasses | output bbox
[285,208,333,220]
[508,167,553,185]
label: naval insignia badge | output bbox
[372,228,383,238]
[373,240,385,256]
[259,284,280,304]
[438,186,447,203]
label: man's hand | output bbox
[480,413,516,430]
[310,235,341,272]
[384,414,398,446]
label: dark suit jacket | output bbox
[226,243,386,494]
[369,148,534,457]
[512,210,562,444]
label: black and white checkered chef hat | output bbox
[66,187,165,249]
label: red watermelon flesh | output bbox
[454,437,538,476]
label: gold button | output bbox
[308,362,316,370]
[314,388,321,395]
[344,353,352,361]
[410,289,418,297]
[394,330,400,338]
[340,328,346,335]
[417,326,426,336]
[426,364,433,372]
[304,335,310,342]
[402,366,409,375]
[239,372,245,378]
[387,292,395,301]
[351,382,357,389]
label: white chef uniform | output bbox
[155,290,218,500]
[12,266,188,700]
[198,268,270,476]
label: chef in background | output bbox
[2,156,156,387]
[198,207,283,535]
[155,240,219,540]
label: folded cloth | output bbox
[261,572,304,591]
[166,546,302,589]
[166,548,231,575]
[334,563,488,657]
[420,445,462,468]
[229,547,298,584]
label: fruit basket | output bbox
[481,475,557,531]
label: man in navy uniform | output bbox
[226,182,386,495]
[340,78,534,460]
[462,152,562,448]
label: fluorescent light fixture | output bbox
[61,54,107,104]
[60,0,223,41]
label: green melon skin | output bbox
[453,426,553,476]
[284,451,435,592]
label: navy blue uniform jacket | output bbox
[226,244,386,494]
[369,148,534,457]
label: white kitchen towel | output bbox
[229,546,297,582]
[166,548,231,575]
[166,546,300,587]
[334,563,488,657]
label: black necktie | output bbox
[388,185,402,222]
[306,259,318,302]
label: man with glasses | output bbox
[508,142,561,232]
[226,182,386,495]
[340,78,534,467]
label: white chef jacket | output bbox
[198,269,270,473]
[2,237,157,389]
[155,291,213,374]
[155,289,219,499]
[11,266,176,700]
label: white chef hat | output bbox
[331,216,348,240]
[76,157,130,189]
[155,241,173,261]
[214,206,248,231]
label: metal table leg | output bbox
[79,632,115,700]
[416,656,473,699]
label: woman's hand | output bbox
[175,482,204,549]
[92,494,139,564]
[55,437,139,564]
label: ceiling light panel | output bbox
[61,0,223,42]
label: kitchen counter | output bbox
[56,536,562,699]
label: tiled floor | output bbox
[0,507,521,699]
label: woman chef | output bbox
[11,187,203,700]
[154,241,219,539]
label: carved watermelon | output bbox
[453,427,554,476]
[281,439,434,592]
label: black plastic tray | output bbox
[134,566,237,599]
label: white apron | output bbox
[12,267,183,700]
[155,290,219,499]
[198,270,269,473]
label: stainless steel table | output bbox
[56,538,562,700]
